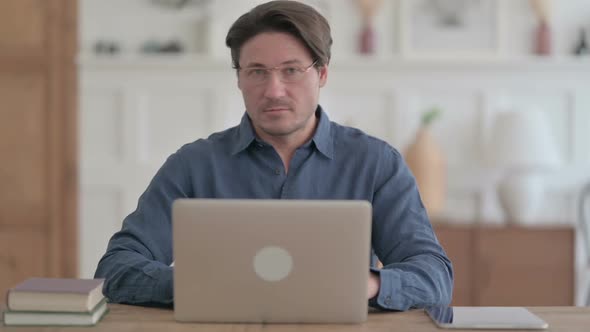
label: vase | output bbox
[535,20,552,55]
[355,0,381,55]
[405,128,446,217]
[359,23,375,54]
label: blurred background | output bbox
[2,0,590,308]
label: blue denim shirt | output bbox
[95,106,453,311]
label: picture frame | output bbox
[399,0,503,59]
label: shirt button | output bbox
[384,296,392,306]
[274,168,281,175]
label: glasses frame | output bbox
[237,61,318,85]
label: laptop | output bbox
[172,199,372,323]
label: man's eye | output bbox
[247,69,267,76]
[282,67,298,75]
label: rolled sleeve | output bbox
[369,146,453,310]
[95,150,190,307]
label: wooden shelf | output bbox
[78,53,590,71]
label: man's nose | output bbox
[262,71,287,99]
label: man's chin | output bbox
[256,118,299,137]
[259,126,297,137]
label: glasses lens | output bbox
[240,63,313,85]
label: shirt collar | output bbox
[231,105,334,159]
[311,105,334,159]
[231,113,257,155]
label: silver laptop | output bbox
[172,199,372,323]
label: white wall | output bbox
[79,0,590,304]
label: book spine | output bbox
[6,289,12,310]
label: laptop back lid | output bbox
[173,199,372,323]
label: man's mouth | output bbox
[264,107,290,113]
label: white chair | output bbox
[578,182,590,306]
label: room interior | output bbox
[2,0,590,310]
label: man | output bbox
[95,0,453,311]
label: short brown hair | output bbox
[225,0,332,69]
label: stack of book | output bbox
[3,278,108,326]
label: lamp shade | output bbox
[488,110,562,170]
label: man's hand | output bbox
[367,272,380,299]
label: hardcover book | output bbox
[6,278,105,312]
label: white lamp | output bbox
[488,109,562,224]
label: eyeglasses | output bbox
[238,61,318,85]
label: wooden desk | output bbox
[2,304,590,332]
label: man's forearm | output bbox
[369,253,453,311]
[95,250,174,306]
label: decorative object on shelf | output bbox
[399,0,500,58]
[160,40,184,53]
[93,40,121,55]
[140,39,161,53]
[574,28,589,56]
[487,109,562,225]
[150,0,210,10]
[529,0,552,56]
[423,0,471,27]
[405,107,446,218]
[140,39,185,54]
[355,0,382,54]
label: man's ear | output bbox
[318,64,328,88]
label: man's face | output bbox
[237,32,328,139]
